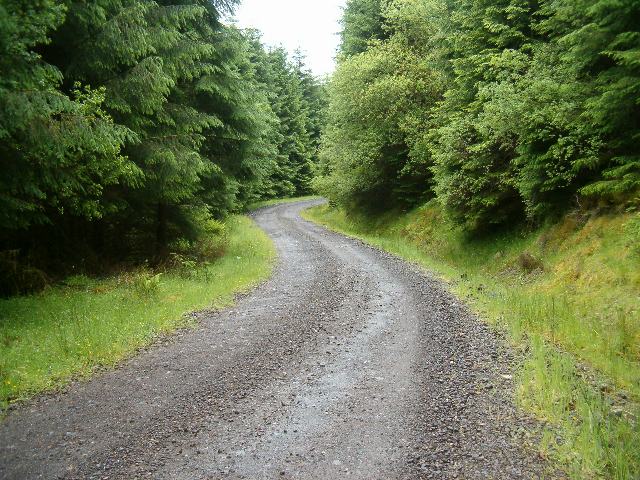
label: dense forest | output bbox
[318,0,639,231]
[2,0,639,292]
[0,0,325,294]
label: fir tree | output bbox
[318,0,448,210]
[196,26,279,215]
[46,0,225,252]
[0,0,135,230]
[261,47,313,197]
[563,0,640,202]
[429,0,539,230]
[339,0,387,58]
[293,50,328,169]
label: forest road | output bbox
[0,199,551,480]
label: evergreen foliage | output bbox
[195,26,279,216]
[339,0,387,58]
[0,1,136,230]
[4,0,637,286]
[0,1,325,292]
[260,47,317,197]
[429,0,537,230]
[561,0,640,201]
[319,0,449,210]
[319,0,640,231]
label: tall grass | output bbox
[520,338,639,480]
[0,216,275,409]
[303,203,640,479]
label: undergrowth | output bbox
[303,202,640,479]
[0,216,275,410]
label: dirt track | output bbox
[0,199,549,479]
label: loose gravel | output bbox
[0,199,552,479]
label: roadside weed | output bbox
[132,272,163,298]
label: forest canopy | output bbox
[0,0,326,293]
[2,0,639,293]
[318,0,640,230]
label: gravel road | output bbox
[0,199,550,479]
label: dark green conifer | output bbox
[0,0,135,230]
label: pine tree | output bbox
[562,0,640,202]
[195,25,279,215]
[260,47,313,197]
[318,0,448,210]
[45,0,225,253]
[292,50,328,166]
[0,0,326,287]
[291,50,327,194]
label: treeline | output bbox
[318,0,639,231]
[0,0,325,293]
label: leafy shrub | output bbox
[167,253,198,279]
[203,218,225,237]
[192,217,227,262]
[167,238,192,255]
[131,271,162,299]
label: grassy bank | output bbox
[0,215,275,410]
[304,203,639,479]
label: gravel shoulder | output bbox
[0,199,551,479]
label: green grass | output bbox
[0,215,275,410]
[303,202,640,479]
[246,195,321,211]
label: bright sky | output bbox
[230,0,346,77]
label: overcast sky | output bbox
[230,0,346,77]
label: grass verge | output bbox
[303,202,639,479]
[0,215,275,410]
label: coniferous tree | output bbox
[0,0,325,292]
[429,0,538,230]
[46,0,229,253]
[0,1,135,231]
[561,0,640,202]
[339,0,388,58]
[196,25,279,216]
[320,0,638,235]
[293,50,328,169]
[260,47,313,197]
[318,0,448,210]
[475,3,601,219]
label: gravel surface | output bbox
[0,199,552,479]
